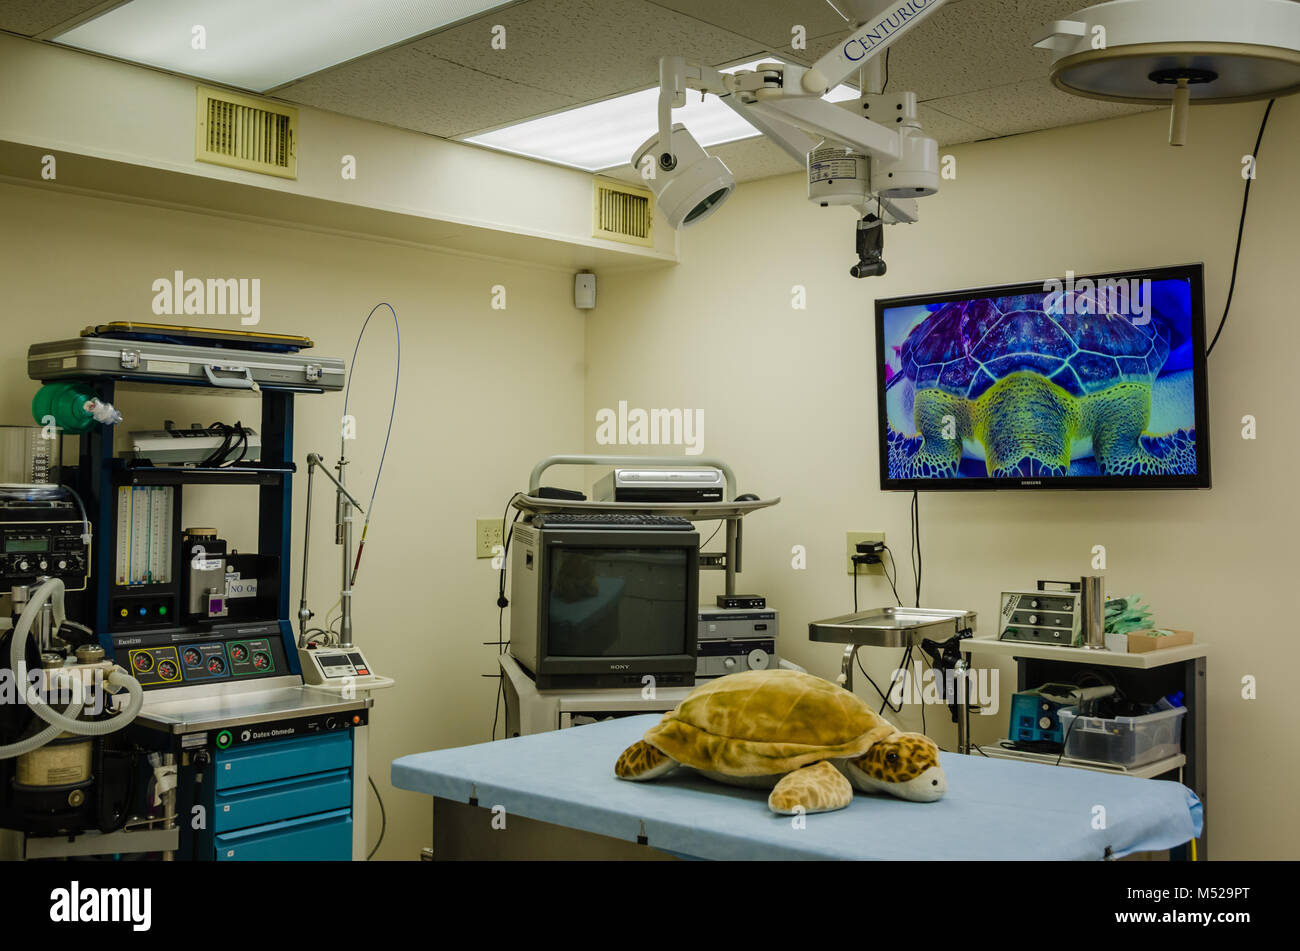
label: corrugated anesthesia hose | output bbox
[8,578,144,737]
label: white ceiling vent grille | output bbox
[593,179,653,247]
[196,87,298,179]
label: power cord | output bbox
[342,302,401,587]
[367,775,387,860]
[700,520,723,550]
[910,490,922,607]
[881,545,903,606]
[1206,98,1276,358]
[851,542,899,607]
[489,493,523,740]
[854,645,911,717]
[196,421,250,468]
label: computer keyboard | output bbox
[533,512,695,531]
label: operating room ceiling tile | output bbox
[643,0,851,51]
[409,0,764,101]
[707,136,803,182]
[804,0,1091,99]
[926,78,1156,138]
[916,104,995,147]
[278,46,573,138]
[0,0,115,36]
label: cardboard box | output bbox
[1125,629,1194,653]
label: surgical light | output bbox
[631,124,735,229]
[1035,0,1300,145]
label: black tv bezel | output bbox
[532,528,700,689]
[874,262,1211,491]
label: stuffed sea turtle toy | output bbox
[615,668,946,815]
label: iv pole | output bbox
[297,451,366,648]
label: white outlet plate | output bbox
[846,531,886,575]
[476,518,504,559]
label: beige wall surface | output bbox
[585,101,1300,859]
[0,181,587,859]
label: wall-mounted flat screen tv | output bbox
[876,263,1210,490]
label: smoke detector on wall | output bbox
[1034,0,1300,145]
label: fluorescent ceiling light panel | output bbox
[53,0,510,92]
[462,60,860,172]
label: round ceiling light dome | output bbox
[1035,0,1300,105]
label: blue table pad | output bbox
[393,714,1202,861]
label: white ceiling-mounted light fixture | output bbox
[635,0,952,278]
[1034,0,1300,145]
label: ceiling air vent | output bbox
[195,86,298,179]
[593,179,653,247]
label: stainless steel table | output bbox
[809,607,977,750]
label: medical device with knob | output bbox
[632,0,948,276]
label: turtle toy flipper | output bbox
[611,669,948,815]
[615,740,676,781]
[768,761,853,815]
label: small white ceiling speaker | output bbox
[631,123,735,229]
[574,272,596,310]
[1035,0,1300,144]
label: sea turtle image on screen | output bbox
[884,288,1197,479]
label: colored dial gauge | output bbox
[157,661,178,680]
[251,652,271,671]
[132,652,154,672]
[231,644,249,663]
[183,648,202,666]
[207,656,225,674]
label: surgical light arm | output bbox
[805,0,950,93]
[653,0,946,212]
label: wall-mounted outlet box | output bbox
[476,519,504,559]
[846,531,886,575]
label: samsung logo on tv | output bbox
[1020,481,1042,486]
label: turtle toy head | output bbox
[851,732,946,802]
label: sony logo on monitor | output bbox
[609,664,631,670]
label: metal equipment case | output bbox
[28,338,344,392]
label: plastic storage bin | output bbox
[1058,706,1186,767]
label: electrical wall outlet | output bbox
[476,519,504,560]
[846,531,886,575]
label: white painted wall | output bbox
[586,101,1300,860]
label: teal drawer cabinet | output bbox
[203,732,354,860]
